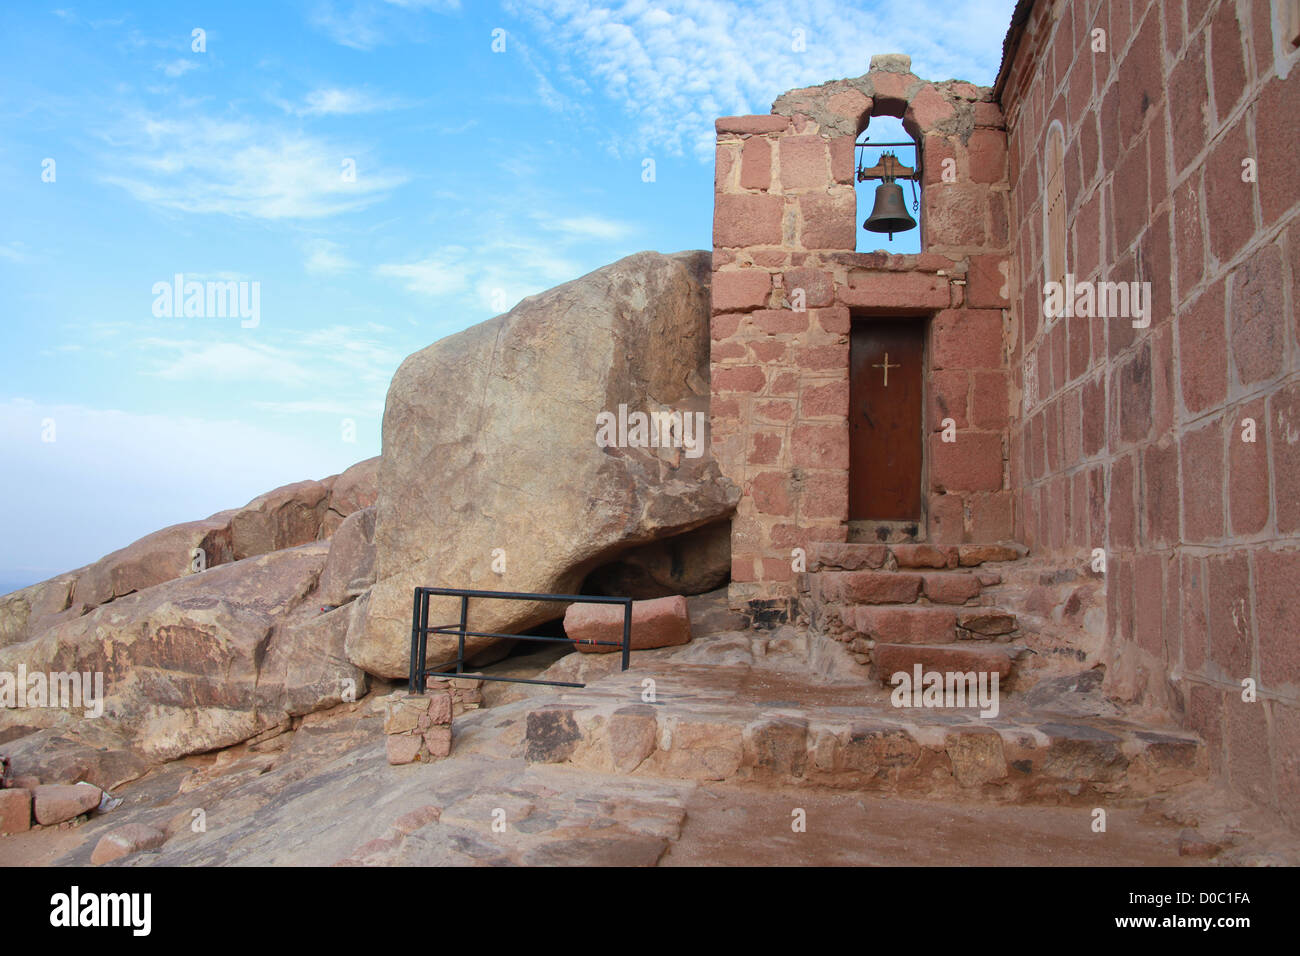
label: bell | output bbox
[863,181,917,240]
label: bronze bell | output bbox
[863,181,917,240]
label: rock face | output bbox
[0,543,368,763]
[351,250,738,678]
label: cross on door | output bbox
[873,352,900,386]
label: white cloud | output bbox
[159,58,198,78]
[303,239,356,274]
[99,113,406,219]
[309,0,461,50]
[550,215,633,241]
[504,0,1017,159]
[294,87,402,116]
[142,339,315,386]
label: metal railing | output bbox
[408,586,632,693]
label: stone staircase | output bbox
[800,541,1032,686]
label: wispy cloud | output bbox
[99,112,407,219]
[287,87,405,116]
[503,0,1016,159]
[308,0,462,50]
[303,238,356,274]
[158,58,198,78]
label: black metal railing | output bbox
[408,586,632,693]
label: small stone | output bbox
[424,726,453,759]
[386,734,423,765]
[0,788,32,833]
[32,784,102,826]
[90,823,167,865]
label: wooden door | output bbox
[849,320,924,520]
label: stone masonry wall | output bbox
[711,56,1014,623]
[1001,0,1300,824]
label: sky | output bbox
[0,0,1016,592]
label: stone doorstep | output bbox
[810,569,989,606]
[518,667,1206,805]
[809,542,1027,572]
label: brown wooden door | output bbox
[849,320,924,520]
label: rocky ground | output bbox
[3,593,1296,867]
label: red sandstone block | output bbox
[924,183,988,247]
[970,370,1008,429]
[931,310,1003,370]
[892,544,956,568]
[795,344,847,371]
[853,606,956,644]
[829,135,856,184]
[929,432,1003,493]
[761,557,796,582]
[711,397,740,420]
[716,115,790,135]
[566,594,691,654]
[752,308,808,334]
[797,192,856,250]
[1254,549,1300,686]
[872,642,1013,683]
[712,341,746,361]
[800,380,849,419]
[827,88,871,124]
[968,492,1014,542]
[816,306,851,334]
[792,423,850,469]
[801,472,848,520]
[714,193,784,247]
[1270,381,1300,533]
[769,370,801,394]
[780,135,831,189]
[1109,453,1137,549]
[810,543,887,571]
[835,571,923,604]
[921,573,982,604]
[740,137,772,190]
[712,269,772,312]
[1178,282,1228,414]
[840,272,950,310]
[1180,416,1225,542]
[783,267,834,308]
[749,340,787,363]
[731,556,758,583]
[1258,66,1300,226]
[1225,695,1272,806]
[715,145,736,191]
[974,102,1003,128]
[32,784,101,826]
[928,493,966,544]
[909,84,955,129]
[91,823,167,865]
[755,399,794,423]
[713,365,767,393]
[0,788,31,834]
[967,128,1007,184]
[1229,398,1269,535]
[711,313,741,340]
[1229,243,1286,386]
[1206,551,1252,677]
[748,431,782,466]
[750,471,792,515]
[1210,1,1247,124]
[1142,439,1181,547]
[1204,119,1255,263]
[966,255,1009,308]
[929,369,970,429]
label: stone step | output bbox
[845,604,1020,643]
[810,541,1027,573]
[871,642,1018,684]
[520,663,1206,805]
[811,569,988,606]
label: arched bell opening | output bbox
[853,113,923,254]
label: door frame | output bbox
[847,309,933,544]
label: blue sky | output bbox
[0,0,1015,591]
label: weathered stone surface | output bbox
[0,543,361,763]
[320,457,380,537]
[230,479,333,560]
[946,730,1008,786]
[957,609,1018,636]
[90,822,166,864]
[525,706,583,763]
[872,642,1014,682]
[567,594,692,654]
[32,782,101,825]
[316,506,376,607]
[0,787,32,833]
[958,544,1023,566]
[583,520,730,599]
[354,251,738,678]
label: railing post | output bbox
[417,589,430,694]
[456,594,469,674]
[621,599,631,672]
[408,587,421,693]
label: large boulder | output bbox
[317,507,377,607]
[320,457,380,537]
[350,250,738,678]
[0,542,366,763]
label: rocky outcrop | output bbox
[317,507,376,607]
[0,467,379,647]
[0,543,367,763]
[351,250,739,678]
